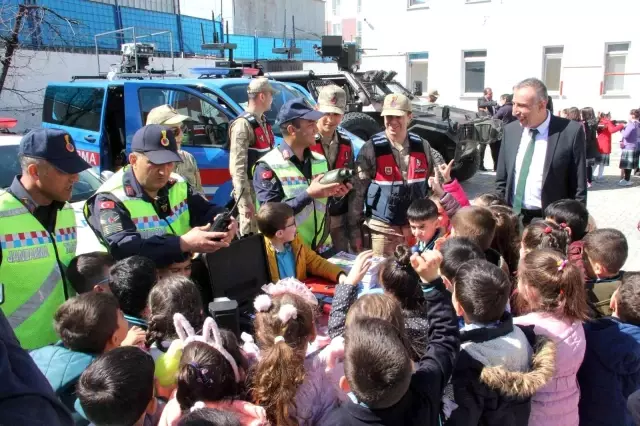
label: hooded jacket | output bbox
[578,317,640,426]
[444,314,556,426]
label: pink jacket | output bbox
[443,179,470,209]
[513,312,585,426]
[159,398,268,426]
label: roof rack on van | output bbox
[189,67,261,79]
[70,70,183,82]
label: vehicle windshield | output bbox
[219,82,310,136]
[386,82,413,98]
[0,143,102,203]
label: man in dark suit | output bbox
[496,78,587,225]
[478,88,498,171]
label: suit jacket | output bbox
[495,115,587,210]
[478,97,497,116]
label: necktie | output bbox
[512,129,539,214]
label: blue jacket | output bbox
[0,310,73,426]
[577,317,640,426]
[30,343,96,416]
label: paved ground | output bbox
[462,145,640,271]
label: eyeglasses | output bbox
[285,220,296,229]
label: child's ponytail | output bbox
[522,221,571,255]
[519,248,588,322]
[251,291,315,426]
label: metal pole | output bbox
[170,31,174,71]
[95,35,100,74]
[132,27,138,72]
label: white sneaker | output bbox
[618,179,632,186]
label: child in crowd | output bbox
[578,272,640,426]
[514,249,589,426]
[488,205,521,277]
[177,408,241,426]
[77,347,162,426]
[520,221,571,258]
[145,276,205,359]
[472,192,508,208]
[444,260,556,425]
[439,237,486,290]
[256,202,346,283]
[325,250,460,425]
[66,252,115,294]
[450,206,509,275]
[582,228,628,317]
[328,247,429,359]
[160,316,261,426]
[109,255,158,329]
[157,252,193,280]
[544,199,590,274]
[30,292,129,416]
[407,198,443,253]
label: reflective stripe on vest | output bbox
[367,132,430,226]
[0,191,77,350]
[88,167,191,240]
[234,113,275,179]
[257,149,333,254]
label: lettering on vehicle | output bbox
[7,246,48,263]
[77,149,100,167]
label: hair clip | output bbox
[262,278,318,307]
[254,294,272,312]
[278,304,298,324]
[190,401,206,412]
[559,289,565,296]
[557,259,568,271]
[560,223,568,229]
[274,336,285,344]
[544,226,552,234]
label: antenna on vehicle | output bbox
[272,13,301,59]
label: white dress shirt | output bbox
[513,112,551,210]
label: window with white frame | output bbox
[332,0,340,15]
[462,50,487,94]
[332,23,342,36]
[409,0,428,7]
[357,0,362,13]
[465,0,491,3]
[604,42,630,93]
[543,46,563,93]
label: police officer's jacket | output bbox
[366,131,432,226]
[311,129,355,216]
[84,166,224,268]
[0,177,77,350]
[232,112,275,179]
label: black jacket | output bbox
[444,315,556,426]
[495,115,587,210]
[324,279,460,426]
[583,119,600,160]
[494,103,516,125]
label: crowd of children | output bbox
[5,178,640,426]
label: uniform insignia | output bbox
[416,159,421,167]
[161,204,168,212]
[125,185,135,197]
[390,95,398,107]
[384,167,393,175]
[99,210,123,237]
[160,130,170,147]
[262,170,273,180]
[21,198,35,213]
[100,200,115,209]
[282,150,291,160]
[64,134,75,152]
[330,94,338,105]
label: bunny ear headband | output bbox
[173,313,241,383]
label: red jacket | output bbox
[597,118,624,154]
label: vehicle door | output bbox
[41,84,106,171]
[123,82,235,206]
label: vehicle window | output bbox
[217,82,308,137]
[0,143,101,203]
[138,88,230,147]
[42,86,105,132]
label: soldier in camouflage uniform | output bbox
[228,78,276,236]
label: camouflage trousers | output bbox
[328,213,359,254]
[237,187,258,236]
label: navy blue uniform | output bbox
[86,168,224,268]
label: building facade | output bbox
[333,0,639,118]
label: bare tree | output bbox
[0,2,79,99]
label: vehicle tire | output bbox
[340,112,381,141]
[451,149,481,182]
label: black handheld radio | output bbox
[209,188,244,239]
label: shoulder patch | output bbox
[99,200,115,210]
[99,210,124,237]
[124,185,135,197]
[261,170,273,180]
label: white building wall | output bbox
[356,0,640,118]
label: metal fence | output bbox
[0,0,326,61]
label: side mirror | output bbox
[101,170,114,180]
[442,106,450,121]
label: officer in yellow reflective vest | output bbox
[253,98,351,256]
[0,128,91,350]
[84,125,237,269]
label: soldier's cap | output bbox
[247,77,277,94]
[317,85,347,115]
[381,93,412,117]
[276,97,325,125]
[428,89,439,97]
[131,124,183,165]
[146,104,191,126]
[19,128,91,174]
